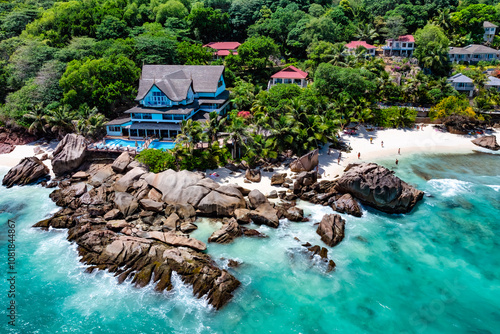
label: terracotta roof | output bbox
[271,66,308,79]
[345,41,376,49]
[387,35,415,43]
[214,50,238,56]
[136,65,225,102]
[484,21,498,28]
[203,42,241,50]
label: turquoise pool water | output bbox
[0,152,499,333]
[105,139,175,150]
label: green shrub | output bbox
[373,107,418,128]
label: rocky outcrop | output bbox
[284,206,304,222]
[145,170,207,206]
[197,189,246,217]
[331,193,362,217]
[67,226,239,310]
[134,230,206,251]
[114,167,147,192]
[113,192,138,216]
[472,135,500,151]
[140,199,164,212]
[316,214,345,247]
[0,127,37,154]
[336,163,424,214]
[290,149,319,172]
[52,134,87,176]
[208,218,242,244]
[2,157,49,188]
[247,189,268,209]
[248,203,280,228]
[245,168,261,183]
[294,171,318,193]
[271,173,287,186]
[112,152,132,173]
[306,245,336,272]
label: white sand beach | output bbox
[0,140,58,178]
[208,125,499,196]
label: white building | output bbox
[483,21,498,43]
[382,35,415,57]
[448,44,500,64]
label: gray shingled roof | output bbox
[136,65,224,102]
[487,76,500,86]
[449,44,500,55]
[105,117,131,126]
[447,73,473,83]
[124,102,199,115]
[484,21,498,28]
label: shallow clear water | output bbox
[1,152,499,334]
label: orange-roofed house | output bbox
[268,66,308,89]
[345,41,376,56]
[203,42,241,60]
[382,35,415,57]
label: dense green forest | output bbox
[0,0,499,159]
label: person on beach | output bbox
[358,152,361,159]
[381,141,384,148]
[370,137,373,144]
[396,159,399,165]
[398,148,400,155]
[338,156,341,164]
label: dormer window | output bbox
[151,91,167,106]
[218,77,223,88]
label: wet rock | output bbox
[285,206,304,222]
[331,193,362,217]
[316,214,345,247]
[227,259,241,268]
[234,208,251,224]
[241,227,267,238]
[471,135,499,151]
[208,218,242,244]
[2,157,49,188]
[336,163,424,214]
[52,134,87,176]
[180,222,198,233]
[197,190,246,217]
[248,203,279,228]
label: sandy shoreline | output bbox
[0,126,498,192]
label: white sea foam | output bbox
[427,178,473,197]
[486,184,500,192]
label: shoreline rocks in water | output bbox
[336,163,424,214]
[2,157,50,188]
[316,214,345,247]
[472,135,500,151]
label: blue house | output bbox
[105,65,230,139]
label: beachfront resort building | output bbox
[484,21,498,43]
[345,41,376,56]
[105,65,230,139]
[268,66,308,89]
[382,35,415,57]
[448,44,500,64]
[447,73,475,97]
[203,42,240,60]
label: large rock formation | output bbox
[208,218,242,244]
[336,163,424,214]
[2,157,49,188]
[112,152,132,173]
[0,127,37,154]
[472,135,500,151]
[316,214,345,247]
[331,193,362,217]
[245,168,261,183]
[290,149,319,172]
[52,134,87,176]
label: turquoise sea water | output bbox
[1,152,499,334]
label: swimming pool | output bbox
[148,141,176,150]
[104,139,176,150]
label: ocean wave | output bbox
[486,185,500,192]
[427,179,473,197]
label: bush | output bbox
[135,149,177,173]
[373,107,418,128]
[429,96,481,121]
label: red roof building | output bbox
[269,66,308,89]
[203,42,241,59]
[383,35,415,57]
[345,41,376,56]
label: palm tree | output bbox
[225,113,249,159]
[24,103,46,135]
[44,105,77,138]
[355,24,379,44]
[430,8,451,31]
[203,111,226,146]
[324,43,347,66]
